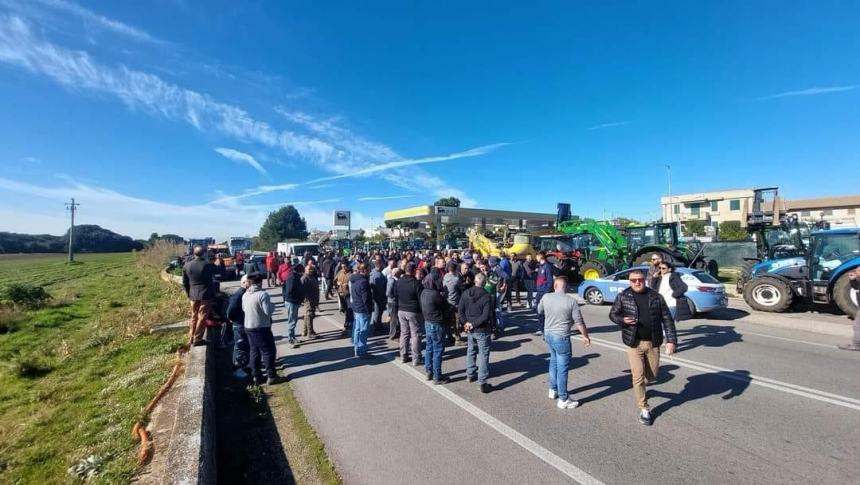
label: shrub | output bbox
[14,356,54,379]
[2,284,52,310]
[717,221,749,241]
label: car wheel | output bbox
[584,287,604,305]
[743,277,793,313]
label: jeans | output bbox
[372,298,387,332]
[545,333,571,401]
[232,322,249,368]
[524,280,535,307]
[338,294,353,330]
[353,312,370,356]
[387,302,399,338]
[535,291,547,331]
[320,277,329,298]
[466,331,492,384]
[398,310,423,362]
[424,322,445,380]
[284,301,300,342]
[494,292,506,331]
[246,327,277,379]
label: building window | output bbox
[691,203,700,216]
[800,210,810,217]
[823,209,833,216]
[710,201,718,211]
[673,204,679,214]
[730,199,740,211]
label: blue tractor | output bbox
[742,228,859,317]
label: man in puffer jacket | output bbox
[458,273,493,393]
[420,272,449,384]
[609,269,677,426]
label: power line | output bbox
[65,198,80,263]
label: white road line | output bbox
[317,314,604,485]
[578,336,860,411]
[739,331,837,349]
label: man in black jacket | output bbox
[609,269,677,425]
[350,263,374,358]
[394,263,424,365]
[182,245,217,346]
[458,273,493,393]
[421,272,449,384]
[227,276,250,373]
[320,253,335,300]
[283,264,305,348]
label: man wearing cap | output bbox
[182,245,217,346]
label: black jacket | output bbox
[609,287,677,347]
[182,257,216,301]
[420,288,447,323]
[349,273,373,314]
[283,271,305,304]
[320,258,335,279]
[302,274,320,306]
[394,275,422,313]
[652,271,691,321]
[369,269,388,302]
[226,287,246,323]
[458,286,492,332]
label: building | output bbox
[661,189,860,229]
[784,196,860,227]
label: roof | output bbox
[784,195,860,211]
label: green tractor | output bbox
[626,222,719,277]
[555,219,630,280]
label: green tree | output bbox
[148,232,160,244]
[256,205,308,250]
[433,197,461,207]
[718,221,748,241]
[684,220,707,237]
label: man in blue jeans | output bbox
[458,273,493,393]
[349,262,375,359]
[420,272,449,384]
[282,264,305,348]
[226,276,250,376]
[537,275,591,409]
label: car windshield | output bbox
[811,233,860,280]
[691,271,720,284]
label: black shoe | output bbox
[357,353,376,360]
[266,375,286,385]
[480,383,492,394]
[467,375,477,383]
[252,375,265,386]
[291,342,300,349]
[433,376,450,385]
[838,344,860,351]
[425,372,433,381]
[192,339,208,347]
[413,359,424,367]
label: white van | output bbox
[278,241,321,262]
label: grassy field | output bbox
[0,251,186,483]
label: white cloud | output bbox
[214,147,268,176]
[21,156,41,163]
[357,195,415,201]
[587,121,631,130]
[307,183,334,190]
[758,85,856,100]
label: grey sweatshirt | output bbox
[537,291,585,337]
[242,285,275,329]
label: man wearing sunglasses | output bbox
[609,269,677,426]
[646,253,663,289]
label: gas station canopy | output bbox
[384,205,557,230]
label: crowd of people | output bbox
[183,245,684,425]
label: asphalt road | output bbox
[257,285,860,485]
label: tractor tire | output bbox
[737,259,759,293]
[706,259,719,278]
[832,273,859,319]
[743,277,793,313]
[583,286,605,305]
[580,261,609,281]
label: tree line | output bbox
[0,225,145,253]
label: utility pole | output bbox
[666,164,673,223]
[65,198,80,263]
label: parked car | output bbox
[577,265,728,315]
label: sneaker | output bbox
[838,344,860,351]
[266,375,286,385]
[466,375,477,383]
[639,409,652,426]
[533,330,543,336]
[433,376,450,385]
[548,389,558,400]
[557,399,580,409]
[413,359,424,367]
[480,383,492,393]
[425,371,433,381]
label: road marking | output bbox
[317,314,604,485]
[739,331,836,349]
[576,336,860,411]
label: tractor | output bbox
[626,223,719,277]
[742,228,859,317]
[555,219,629,280]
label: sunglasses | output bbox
[659,266,669,270]
[629,278,645,283]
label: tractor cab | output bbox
[806,229,860,310]
[626,223,678,252]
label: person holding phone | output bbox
[609,269,677,425]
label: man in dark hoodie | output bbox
[394,262,424,365]
[350,263,374,358]
[283,264,305,348]
[369,261,388,335]
[319,252,335,300]
[226,275,250,375]
[421,272,449,384]
[458,272,493,393]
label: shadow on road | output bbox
[570,364,680,405]
[707,307,751,321]
[492,352,600,391]
[650,368,752,422]
[675,324,743,352]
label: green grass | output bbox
[0,252,187,484]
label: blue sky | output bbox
[0,0,858,240]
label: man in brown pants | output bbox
[182,245,217,346]
[609,269,677,426]
[301,265,320,339]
